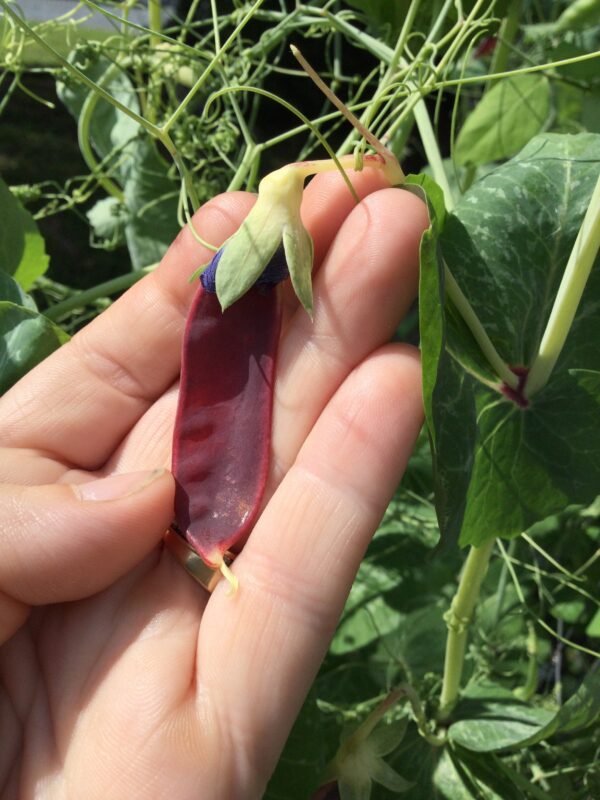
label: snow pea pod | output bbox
[171,249,285,569]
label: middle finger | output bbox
[106,182,427,485]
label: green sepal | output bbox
[215,216,281,310]
[283,221,314,317]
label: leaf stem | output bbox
[445,267,519,389]
[526,172,600,397]
[438,538,496,720]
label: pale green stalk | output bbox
[490,0,522,77]
[435,49,600,89]
[45,265,157,321]
[411,89,456,208]
[209,0,221,50]
[438,538,496,719]
[514,622,538,701]
[445,268,519,388]
[526,173,600,397]
[77,63,126,202]
[148,0,161,48]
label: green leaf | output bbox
[372,604,447,683]
[449,706,553,753]
[331,562,402,655]
[0,176,49,289]
[551,600,585,624]
[450,746,549,800]
[343,0,412,39]
[121,136,180,268]
[449,671,600,752]
[0,269,36,309]
[283,223,314,317]
[555,0,600,32]
[419,133,600,547]
[518,668,600,747]
[586,608,600,637]
[455,75,550,167]
[0,302,69,394]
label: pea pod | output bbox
[170,154,401,575]
[171,250,284,569]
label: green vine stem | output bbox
[160,0,264,135]
[514,621,538,701]
[45,264,156,322]
[148,0,162,48]
[526,172,600,397]
[398,683,446,747]
[438,537,496,720]
[489,0,522,77]
[77,63,126,202]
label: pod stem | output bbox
[219,558,239,596]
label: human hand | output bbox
[0,170,427,799]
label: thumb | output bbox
[0,469,174,640]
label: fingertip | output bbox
[302,167,393,266]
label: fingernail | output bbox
[74,469,166,502]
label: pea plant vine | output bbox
[1,0,600,797]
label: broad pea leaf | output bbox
[518,667,600,747]
[449,670,600,752]
[435,746,523,800]
[371,604,447,684]
[0,176,49,289]
[455,75,550,167]
[448,683,553,752]
[371,727,526,800]
[550,600,585,624]
[332,568,402,655]
[586,608,600,637]
[0,302,69,394]
[57,51,179,268]
[0,269,36,309]
[416,133,600,547]
[555,0,600,32]
[343,0,412,39]
[378,726,521,800]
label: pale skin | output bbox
[0,169,428,800]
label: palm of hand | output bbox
[0,174,427,800]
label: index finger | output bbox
[0,169,389,470]
[0,193,253,469]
